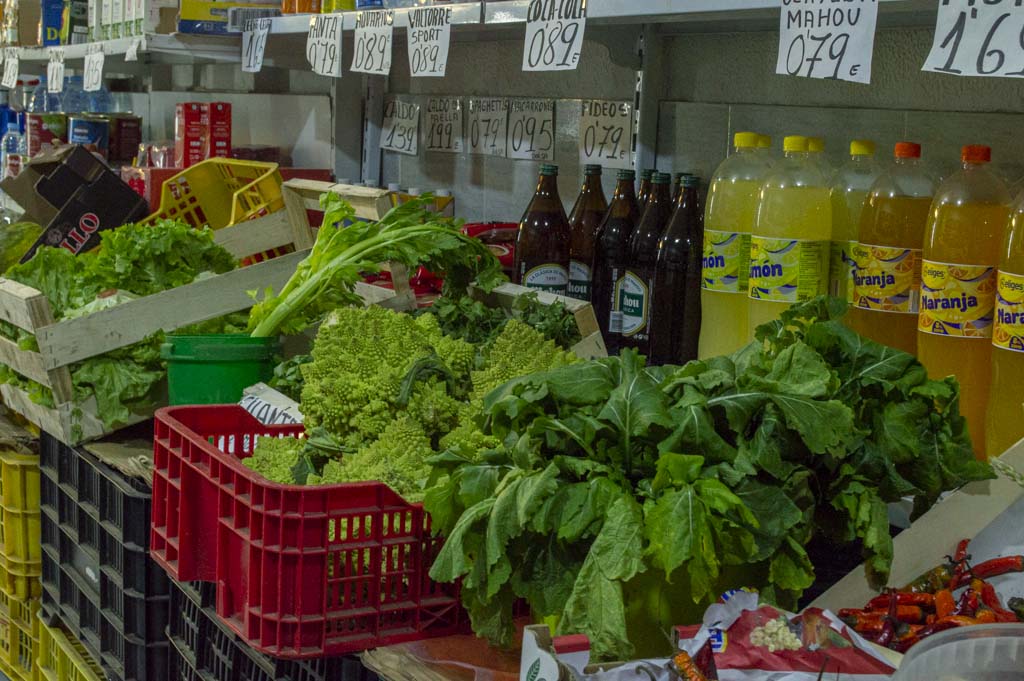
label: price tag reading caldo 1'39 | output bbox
[776,0,879,84]
[352,10,394,76]
[578,100,632,169]
[380,97,419,156]
[241,18,271,74]
[1,50,18,90]
[407,6,451,78]
[48,50,65,94]
[307,14,344,78]
[424,97,463,154]
[506,98,554,161]
[466,97,508,157]
[924,0,1024,77]
[522,0,586,71]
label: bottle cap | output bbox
[640,168,656,180]
[540,164,559,176]
[681,175,700,188]
[583,164,602,175]
[807,137,825,153]
[616,169,636,180]
[387,183,400,192]
[850,139,876,156]
[734,131,759,149]
[894,142,921,159]
[653,172,672,184]
[758,134,772,149]
[408,187,422,195]
[783,135,808,152]
[962,145,991,164]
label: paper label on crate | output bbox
[702,230,751,294]
[2,51,19,90]
[84,48,105,92]
[777,0,878,84]
[125,38,141,62]
[994,270,1024,352]
[307,13,344,77]
[47,49,65,92]
[241,17,272,74]
[522,0,586,71]
[748,236,829,303]
[918,260,997,338]
[424,97,463,153]
[466,97,509,157]
[578,100,632,169]
[240,383,303,425]
[852,243,921,314]
[407,6,451,77]
[351,10,393,76]
[380,97,419,155]
[506,98,554,161]
[924,0,1024,78]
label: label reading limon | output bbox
[567,260,591,301]
[702,229,750,293]
[918,260,997,338]
[829,240,857,304]
[615,271,649,337]
[748,236,828,303]
[522,263,568,294]
[852,243,921,314]
[994,271,1024,353]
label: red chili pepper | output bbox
[875,591,899,648]
[952,555,1024,589]
[864,604,925,624]
[895,624,924,642]
[851,619,885,636]
[866,592,935,609]
[903,563,955,593]
[934,589,955,619]
[976,609,998,623]
[975,580,1019,623]
[952,589,979,618]
[839,610,884,627]
[892,616,978,653]
[673,652,709,681]
[954,539,971,564]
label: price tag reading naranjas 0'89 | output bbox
[522,0,586,72]
[352,10,394,76]
[380,97,420,156]
[924,0,1024,78]
[506,98,554,161]
[578,100,632,169]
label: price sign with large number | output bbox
[307,14,344,77]
[241,18,271,74]
[506,98,555,161]
[48,49,65,93]
[83,47,105,91]
[407,6,451,77]
[424,97,463,153]
[381,97,419,156]
[466,97,508,157]
[924,0,1024,77]
[578,100,632,169]
[777,0,878,84]
[352,10,394,76]
[522,0,586,71]
[1,50,18,90]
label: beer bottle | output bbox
[651,174,704,365]
[567,164,608,301]
[515,164,571,294]
[593,169,640,354]
[637,168,655,208]
[617,172,674,355]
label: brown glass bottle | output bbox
[651,175,704,365]
[567,164,608,301]
[515,164,571,294]
[593,169,640,354]
[616,172,674,355]
[637,168,655,209]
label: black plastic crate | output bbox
[168,581,379,681]
[39,431,170,681]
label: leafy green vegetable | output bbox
[425,291,582,350]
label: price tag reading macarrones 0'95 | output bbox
[381,97,420,156]
[506,98,555,161]
[924,0,1024,78]
[578,100,632,169]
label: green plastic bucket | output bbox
[161,334,280,405]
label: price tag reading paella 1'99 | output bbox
[424,97,463,153]
[506,98,554,161]
[381,97,420,156]
[578,100,632,169]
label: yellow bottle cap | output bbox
[757,134,772,149]
[734,132,760,149]
[850,139,876,156]
[783,136,808,152]
[807,137,825,153]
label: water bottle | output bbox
[2,122,25,180]
[28,76,62,113]
[61,76,89,114]
[86,85,114,114]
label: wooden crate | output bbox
[282,178,394,223]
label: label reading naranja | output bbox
[852,243,921,314]
[702,229,750,294]
[994,271,1024,353]
[615,270,650,339]
[918,260,997,338]
[748,236,829,302]
[522,263,568,294]
[567,260,591,300]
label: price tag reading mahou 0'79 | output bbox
[307,13,344,78]
[380,97,420,156]
[48,49,65,93]
[777,0,879,84]
[407,6,451,77]
[241,18,271,74]
[1,50,18,90]
[522,0,586,71]
[924,0,1024,77]
[506,98,554,161]
[424,97,463,153]
[352,10,394,76]
[578,100,632,169]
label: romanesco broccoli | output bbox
[470,319,579,401]
[243,436,305,484]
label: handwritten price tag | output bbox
[506,99,554,161]
[424,97,463,153]
[84,48,105,91]
[307,14,343,77]
[578,100,632,169]
[125,37,142,62]
[241,18,271,74]
[467,97,508,157]
[777,0,878,84]
[407,6,451,77]
[1,50,18,90]
[48,49,65,93]
[352,10,393,76]
[380,97,419,156]
[924,0,1024,77]
[522,0,586,72]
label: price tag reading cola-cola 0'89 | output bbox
[522,0,587,72]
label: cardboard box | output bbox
[107,114,142,164]
[12,0,41,46]
[177,0,280,35]
[207,102,231,160]
[174,102,207,168]
[41,0,64,45]
[26,113,68,157]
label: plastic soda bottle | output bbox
[830,140,880,305]
[808,136,833,178]
[748,135,832,333]
[850,142,936,354]
[918,145,1011,459]
[699,132,770,358]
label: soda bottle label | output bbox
[522,263,569,294]
[994,270,1024,353]
[852,243,921,314]
[748,236,829,303]
[567,260,591,300]
[702,229,750,293]
[829,240,857,304]
[917,260,997,338]
[615,270,650,338]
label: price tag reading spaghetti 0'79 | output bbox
[776,0,878,84]
[578,100,632,169]
[506,99,554,161]
[380,97,420,156]
[522,0,586,71]
[466,97,508,157]
[352,10,394,76]
[924,0,1024,77]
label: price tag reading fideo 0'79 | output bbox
[924,0,1024,77]
[380,97,420,156]
[506,98,554,161]
[578,100,632,169]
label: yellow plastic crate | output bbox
[36,615,103,681]
[0,588,39,681]
[141,159,284,230]
[0,555,41,601]
[0,449,41,567]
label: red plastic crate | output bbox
[149,405,465,659]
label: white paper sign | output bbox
[424,97,463,154]
[307,13,344,77]
[407,6,451,77]
[924,0,1024,77]
[125,37,141,62]
[506,98,555,161]
[777,0,878,84]
[47,49,65,93]
[1,50,18,90]
[380,97,419,156]
[466,97,508,157]
[578,100,632,169]
[241,18,271,74]
[83,48,104,92]
[351,10,393,76]
[522,0,586,71]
